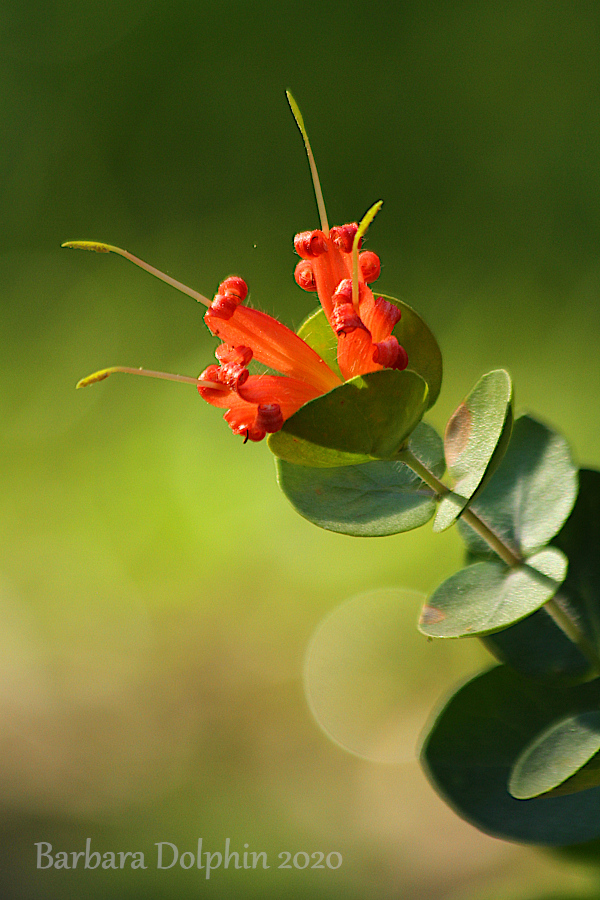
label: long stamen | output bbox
[352,201,383,311]
[286,91,329,235]
[61,242,211,306]
[76,366,228,390]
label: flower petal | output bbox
[334,290,406,379]
[336,326,379,380]
[237,374,322,418]
[359,292,402,344]
[311,239,352,322]
[205,306,341,394]
[198,373,324,440]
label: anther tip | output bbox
[62,241,111,253]
[76,369,112,389]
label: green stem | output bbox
[460,507,520,568]
[396,448,447,495]
[398,447,600,675]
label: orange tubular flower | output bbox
[197,275,342,442]
[69,92,409,444]
[196,218,408,441]
[293,226,407,381]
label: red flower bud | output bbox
[332,278,353,306]
[332,278,369,307]
[200,364,223,383]
[198,364,232,400]
[359,251,381,283]
[209,293,238,320]
[215,344,253,366]
[244,424,267,443]
[209,277,249,319]
[223,365,249,390]
[294,259,317,291]
[218,276,248,300]
[331,303,363,335]
[212,344,252,390]
[372,336,408,370]
[330,223,359,253]
[294,230,328,259]
[255,402,284,433]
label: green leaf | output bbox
[433,369,513,533]
[458,415,579,558]
[275,422,444,536]
[267,368,428,467]
[379,294,443,408]
[419,547,567,638]
[509,711,600,800]
[552,468,600,648]
[297,296,443,409]
[297,307,341,377]
[420,665,600,844]
[480,469,600,682]
[480,608,592,682]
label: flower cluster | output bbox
[198,224,407,442]
[69,93,409,445]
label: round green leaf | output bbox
[419,547,567,638]
[420,665,600,844]
[433,369,513,533]
[509,711,600,800]
[552,468,600,646]
[275,422,444,536]
[379,294,443,408]
[297,296,443,409]
[480,469,600,682]
[458,415,579,557]
[267,369,428,467]
[480,607,592,682]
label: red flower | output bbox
[197,225,407,441]
[68,93,408,444]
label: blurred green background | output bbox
[2,1,600,897]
